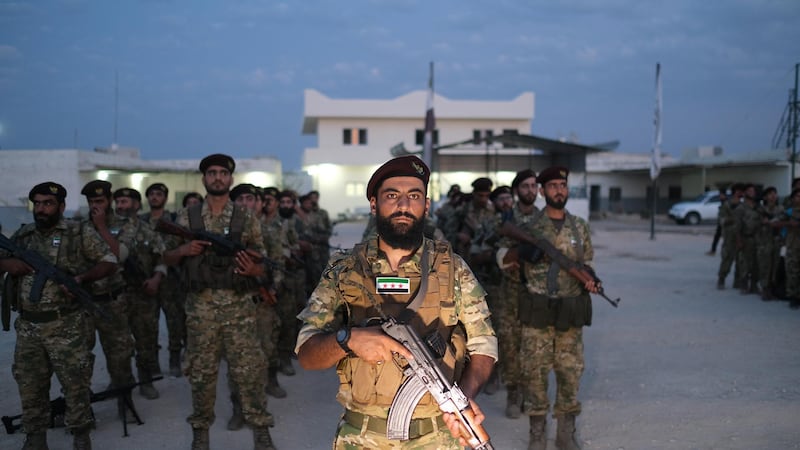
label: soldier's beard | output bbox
[34,211,60,229]
[278,207,295,218]
[376,211,424,250]
[545,194,567,210]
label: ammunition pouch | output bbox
[183,252,256,293]
[519,292,592,331]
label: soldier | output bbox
[756,187,784,300]
[163,154,275,450]
[0,182,117,450]
[141,182,186,378]
[434,184,462,231]
[445,177,496,261]
[296,155,497,449]
[717,184,744,289]
[80,181,151,399]
[513,167,599,450]
[113,187,168,398]
[781,188,800,309]
[298,193,332,298]
[734,183,761,295]
[182,192,204,208]
[274,190,309,377]
[495,168,540,419]
[225,183,284,432]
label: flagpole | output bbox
[423,61,435,194]
[650,63,662,241]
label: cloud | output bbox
[0,45,21,59]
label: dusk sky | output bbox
[1,0,798,171]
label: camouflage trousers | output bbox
[496,274,523,388]
[157,272,186,353]
[278,272,305,356]
[718,229,740,280]
[333,415,460,450]
[757,237,781,290]
[85,296,136,386]
[735,236,758,288]
[185,289,270,429]
[13,311,94,433]
[786,244,800,299]
[519,326,584,417]
[257,299,280,368]
[122,290,161,373]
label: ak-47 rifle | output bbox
[0,234,112,328]
[381,316,494,449]
[2,376,163,437]
[499,221,621,307]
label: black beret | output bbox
[29,182,67,203]
[81,180,112,198]
[490,186,512,202]
[277,190,296,201]
[366,155,430,200]
[262,186,279,199]
[761,186,777,197]
[113,188,141,202]
[471,177,493,193]
[512,169,537,190]
[229,183,257,201]
[199,153,236,174]
[145,183,169,196]
[537,166,569,186]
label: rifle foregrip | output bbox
[458,407,493,450]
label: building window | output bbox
[501,129,519,148]
[345,182,365,197]
[343,128,368,145]
[609,187,622,202]
[472,129,495,145]
[415,129,439,146]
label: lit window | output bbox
[346,182,365,197]
[343,128,368,145]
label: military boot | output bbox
[22,432,48,450]
[505,386,521,419]
[137,369,159,400]
[555,414,581,450]
[169,350,182,378]
[227,394,245,431]
[528,415,546,450]
[265,367,287,398]
[191,427,209,450]
[279,352,295,376]
[72,426,92,450]
[253,426,276,450]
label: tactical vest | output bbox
[181,204,256,293]
[120,220,158,287]
[334,239,467,417]
[12,220,86,310]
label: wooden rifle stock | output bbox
[499,222,620,307]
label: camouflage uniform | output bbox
[116,215,168,381]
[4,219,116,434]
[756,203,784,297]
[296,236,497,449]
[275,213,306,357]
[83,214,138,389]
[302,208,333,294]
[141,211,187,363]
[518,210,593,418]
[171,201,272,429]
[717,199,741,286]
[784,207,800,302]
[495,203,539,394]
[734,200,762,292]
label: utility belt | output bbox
[20,307,81,324]
[518,291,592,331]
[92,288,124,302]
[343,410,446,440]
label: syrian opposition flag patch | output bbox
[376,277,411,294]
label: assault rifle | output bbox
[381,317,494,450]
[0,234,111,327]
[2,376,163,437]
[499,221,620,307]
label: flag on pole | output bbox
[422,61,435,170]
[650,63,662,181]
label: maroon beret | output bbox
[537,166,569,186]
[366,155,430,200]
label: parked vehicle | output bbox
[668,190,722,225]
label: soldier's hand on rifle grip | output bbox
[442,398,485,448]
[349,327,413,364]
[181,240,211,257]
[1,258,33,276]
[234,250,265,278]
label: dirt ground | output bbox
[1,218,798,449]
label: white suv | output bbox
[668,190,722,225]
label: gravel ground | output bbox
[1,218,798,450]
